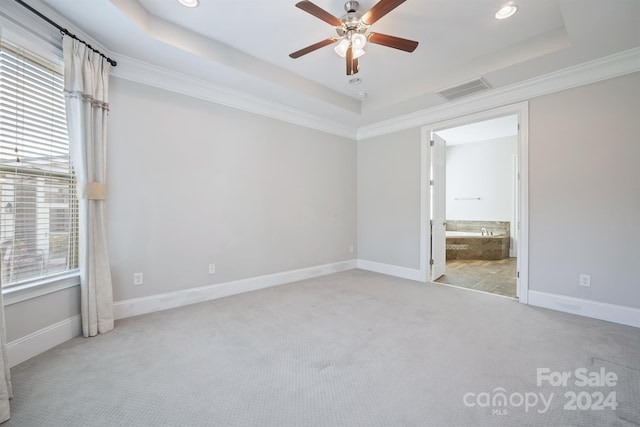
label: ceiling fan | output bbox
[289,0,418,76]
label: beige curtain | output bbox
[0,266,12,422]
[63,36,114,337]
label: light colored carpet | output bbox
[6,269,640,426]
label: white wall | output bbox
[4,286,80,342]
[528,71,640,308]
[357,128,422,270]
[444,136,517,222]
[357,71,640,312]
[106,78,357,302]
[3,76,357,362]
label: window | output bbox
[0,40,78,288]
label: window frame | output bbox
[2,271,79,306]
[0,29,80,302]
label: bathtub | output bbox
[446,231,483,237]
[445,231,510,260]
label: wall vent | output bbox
[436,78,491,101]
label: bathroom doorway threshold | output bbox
[434,258,517,298]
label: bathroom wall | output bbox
[444,136,517,222]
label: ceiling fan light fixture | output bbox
[334,38,351,57]
[352,47,366,59]
[495,4,518,19]
[351,33,367,49]
[178,0,199,7]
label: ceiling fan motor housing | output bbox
[344,1,359,13]
[336,1,368,37]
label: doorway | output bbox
[435,115,518,297]
[419,103,529,303]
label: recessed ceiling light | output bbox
[178,0,199,8]
[358,92,368,99]
[349,78,362,85]
[495,4,518,20]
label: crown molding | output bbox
[112,47,639,142]
[357,47,640,140]
[111,54,358,140]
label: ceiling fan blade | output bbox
[289,38,337,58]
[361,0,407,25]
[367,32,418,52]
[295,1,343,27]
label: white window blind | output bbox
[0,40,78,288]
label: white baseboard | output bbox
[114,260,357,320]
[7,315,82,368]
[356,259,423,282]
[528,291,640,329]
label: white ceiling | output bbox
[18,0,640,129]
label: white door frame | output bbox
[429,133,447,281]
[419,101,529,304]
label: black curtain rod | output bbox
[14,0,117,67]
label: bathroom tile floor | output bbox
[434,257,517,298]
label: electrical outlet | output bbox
[579,274,591,287]
[133,272,143,286]
[349,245,354,253]
[208,264,216,274]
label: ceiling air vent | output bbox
[436,78,491,101]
